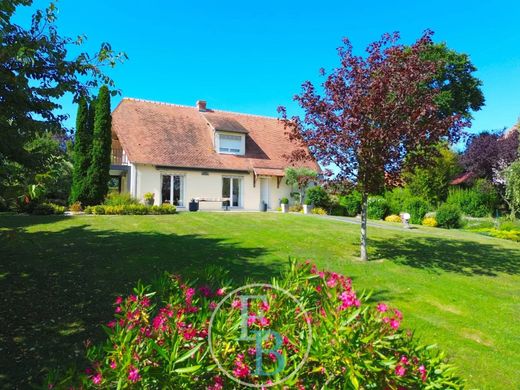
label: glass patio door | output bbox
[161,175,184,206]
[222,177,241,207]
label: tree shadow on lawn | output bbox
[371,235,520,276]
[0,224,278,388]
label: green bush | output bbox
[311,206,327,215]
[84,203,176,215]
[403,197,430,224]
[305,186,329,208]
[280,197,289,205]
[436,204,462,229]
[339,190,362,217]
[31,202,66,215]
[103,192,140,206]
[446,180,498,217]
[84,206,93,214]
[385,188,413,215]
[92,205,106,215]
[367,196,388,220]
[51,262,463,389]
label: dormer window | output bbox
[218,134,243,154]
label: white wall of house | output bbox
[125,163,294,211]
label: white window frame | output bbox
[215,132,245,155]
[222,175,243,208]
[160,174,186,207]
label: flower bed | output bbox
[48,262,463,388]
[84,204,176,215]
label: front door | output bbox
[260,177,269,209]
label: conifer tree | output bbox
[69,98,92,204]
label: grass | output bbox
[0,212,519,389]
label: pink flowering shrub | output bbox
[49,262,463,389]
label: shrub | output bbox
[31,202,66,215]
[305,186,329,208]
[103,192,140,206]
[280,197,289,205]
[92,205,106,215]
[311,207,327,215]
[367,196,388,220]
[69,201,83,212]
[86,204,177,215]
[403,197,430,224]
[422,217,438,227]
[446,180,498,217]
[436,204,462,229]
[385,214,402,223]
[304,198,312,206]
[385,187,413,215]
[339,190,362,217]
[50,262,463,389]
[84,206,93,214]
[289,204,303,212]
[144,192,155,201]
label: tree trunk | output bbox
[360,192,368,261]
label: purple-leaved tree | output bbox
[279,31,469,260]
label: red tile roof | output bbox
[450,172,473,185]
[112,98,319,174]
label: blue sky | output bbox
[15,0,520,137]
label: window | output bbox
[222,177,242,207]
[218,134,242,154]
[161,175,184,206]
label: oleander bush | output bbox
[422,217,438,227]
[84,204,176,215]
[367,196,389,220]
[48,262,463,389]
[384,214,402,223]
[436,204,462,229]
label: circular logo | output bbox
[208,283,312,388]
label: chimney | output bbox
[196,100,207,112]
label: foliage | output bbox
[384,187,413,215]
[279,31,473,260]
[284,167,318,204]
[69,201,83,212]
[103,192,140,206]
[367,196,389,220]
[446,180,498,217]
[338,190,362,217]
[385,214,402,223]
[31,202,66,215]
[85,86,112,205]
[84,204,176,215]
[69,98,93,204]
[461,130,518,181]
[0,0,125,178]
[289,204,303,212]
[504,160,520,218]
[305,186,329,208]
[436,204,462,229]
[422,217,438,227]
[402,197,430,224]
[280,197,289,205]
[50,262,463,389]
[404,146,461,205]
[471,228,520,242]
[311,207,327,215]
[144,192,155,201]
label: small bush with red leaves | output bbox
[48,262,463,389]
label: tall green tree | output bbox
[85,86,112,205]
[69,98,92,204]
[0,0,125,199]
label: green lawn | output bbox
[0,212,519,389]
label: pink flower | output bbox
[128,295,138,303]
[107,320,116,328]
[418,365,427,382]
[115,306,122,313]
[395,364,406,377]
[231,299,241,309]
[209,301,217,310]
[400,355,409,365]
[232,354,250,378]
[216,288,225,296]
[393,309,403,320]
[207,375,224,390]
[199,285,211,297]
[91,372,102,385]
[376,303,388,313]
[115,296,123,305]
[128,365,141,383]
[258,317,270,327]
[185,288,196,304]
[140,296,151,307]
[259,300,270,312]
[247,315,256,326]
[326,277,337,288]
[390,319,400,330]
[109,360,117,369]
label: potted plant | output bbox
[280,197,289,213]
[144,192,155,206]
[303,198,312,214]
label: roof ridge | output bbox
[121,97,279,120]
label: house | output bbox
[109,98,319,210]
